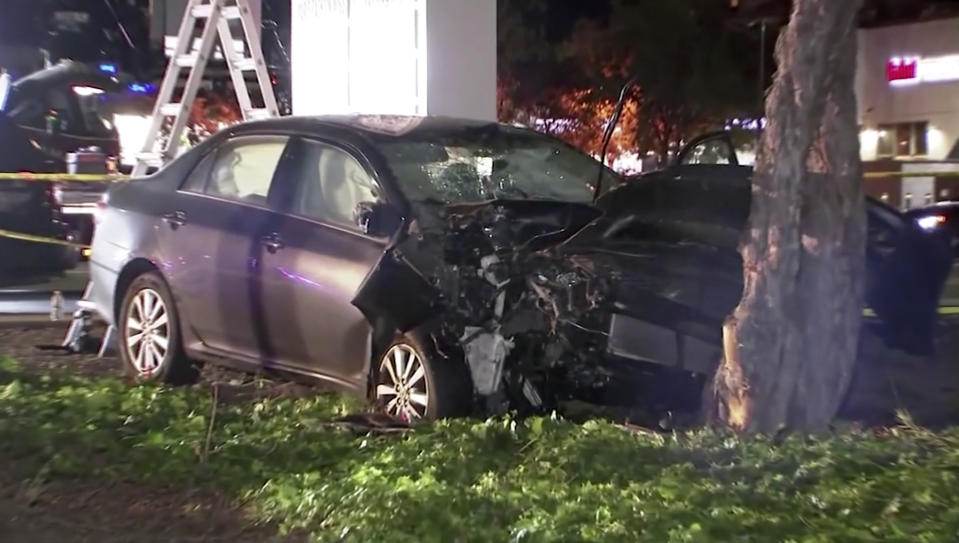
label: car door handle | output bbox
[261,233,284,253]
[162,211,187,229]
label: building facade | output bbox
[856,16,959,209]
[289,0,496,121]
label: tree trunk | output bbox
[705,0,866,433]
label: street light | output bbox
[729,0,787,117]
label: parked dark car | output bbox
[905,200,959,255]
[0,61,120,274]
[2,61,121,158]
[89,118,954,421]
[0,112,79,274]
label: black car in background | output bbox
[0,61,121,274]
[0,110,79,274]
[624,131,954,356]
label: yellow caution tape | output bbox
[0,228,90,249]
[864,171,959,179]
[0,172,129,182]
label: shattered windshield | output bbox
[375,125,618,205]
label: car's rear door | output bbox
[157,135,293,360]
[256,136,390,386]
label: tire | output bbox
[58,231,81,270]
[118,271,198,384]
[373,333,473,421]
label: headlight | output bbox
[917,214,947,231]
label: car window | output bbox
[205,138,288,207]
[7,96,46,129]
[180,151,217,193]
[374,125,613,205]
[45,89,78,134]
[680,138,734,165]
[290,139,381,228]
[76,93,114,137]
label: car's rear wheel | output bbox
[118,272,197,384]
[374,335,472,421]
[58,231,81,270]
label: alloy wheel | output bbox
[376,344,429,422]
[125,288,170,376]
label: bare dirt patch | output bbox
[0,474,307,542]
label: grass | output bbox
[3,355,959,542]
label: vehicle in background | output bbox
[0,61,121,273]
[905,201,959,256]
[90,117,953,422]
[625,131,954,354]
[0,107,79,274]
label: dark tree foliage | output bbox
[498,0,757,164]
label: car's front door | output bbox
[258,137,390,386]
[158,135,292,360]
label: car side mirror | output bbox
[355,201,402,238]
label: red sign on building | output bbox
[887,57,919,83]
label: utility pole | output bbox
[758,19,766,117]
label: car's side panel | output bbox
[153,134,295,362]
[253,135,392,385]
[259,216,386,384]
[89,181,172,325]
[155,191,280,359]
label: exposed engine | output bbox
[406,200,618,412]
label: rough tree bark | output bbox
[705,0,867,433]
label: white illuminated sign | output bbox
[888,54,959,86]
[291,0,427,116]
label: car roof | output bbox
[228,114,511,140]
[11,61,122,94]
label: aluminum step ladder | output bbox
[60,282,116,357]
[131,0,279,177]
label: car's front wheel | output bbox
[373,335,472,421]
[118,272,197,384]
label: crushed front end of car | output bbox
[354,197,734,415]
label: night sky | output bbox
[4,0,959,75]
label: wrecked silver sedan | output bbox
[90,117,953,422]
